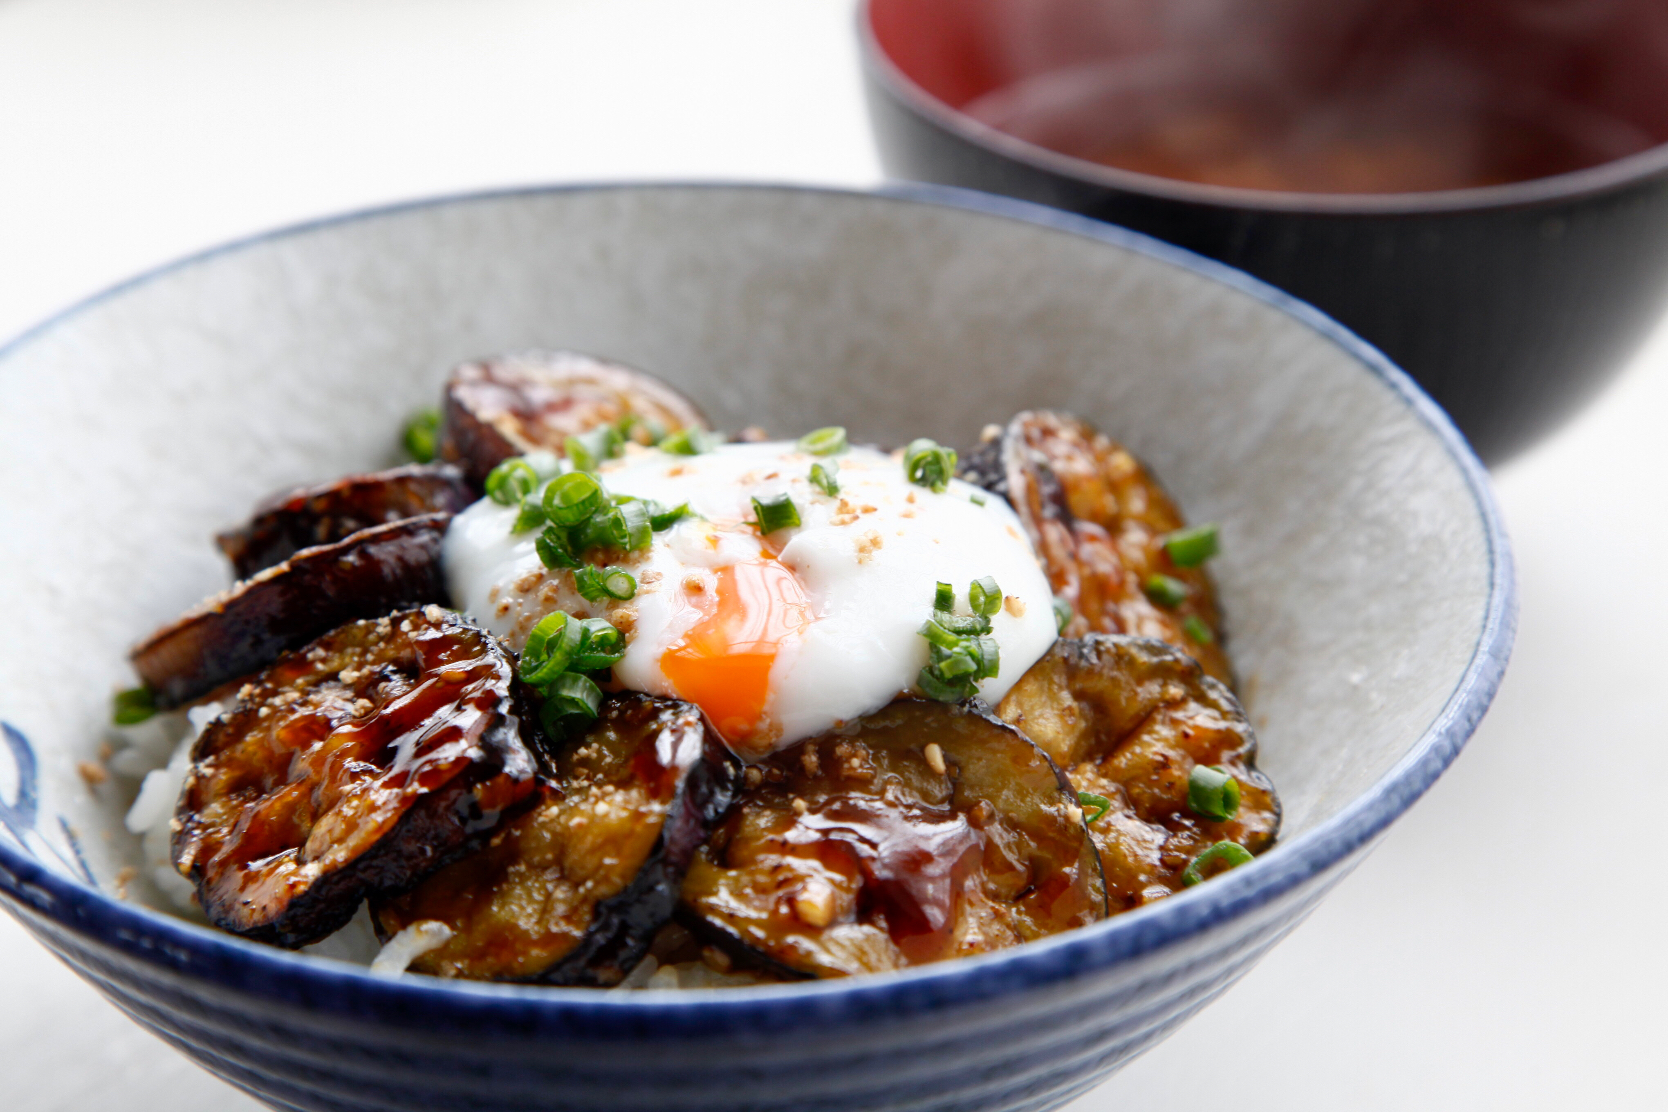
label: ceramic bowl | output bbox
[0,183,1514,1112]
[859,0,1668,463]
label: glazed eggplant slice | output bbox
[680,699,1107,979]
[171,608,539,947]
[372,694,740,985]
[132,514,451,708]
[996,635,1279,911]
[439,350,710,485]
[216,463,473,579]
[960,411,1232,684]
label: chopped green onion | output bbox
[512,499,548,534]
[647,500,691,531]
[1181,841,1254,887]
[564,426,624,471]
[1162,523,1220,568]
[903,438,958,494]
[1052,595,1073,634]
[916,666,969,704]
[402,408,440,463]
[809,460,840,497]
[618,499,653,550]
[543,472,605,526]
[658,427,718,456]
[571,619,627,670]
[545,671,604,719]
[918,619,962,652]
[617,413,667,446]
[112,685,157,726]
[1077,791,1111,825]
[522,450,564,480]
[485,458,540,506]
[520,612,581,686]
[1182,615,1215,644]
[575,565,638,602]
[797,426,848,456]
[1144,574,1191,608]
[1187,765,1241,821]
[969,492,987,506]
[934,582,956,612]
[752,493,801,534]
[972,635,1001,680]
[536,524,579,569]
[968,576,1002,618]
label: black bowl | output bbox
[859,0,1668,463]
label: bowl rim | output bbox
[0,180,1516,1034]
[857,0,1668,216]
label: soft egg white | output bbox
[443,441,1058,758]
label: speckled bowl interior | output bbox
[0,184,1513,1112]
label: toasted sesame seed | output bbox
[76,760,108,786]
[791,797,809,816]
[793,878,837,928]
[923,743,947,776]
[1003,595,1027,618]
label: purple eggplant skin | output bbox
[131,513,452,708]
[438,350,711,486]
[172,609,540,948]
[215,463,473,579]
[372,694,742,986]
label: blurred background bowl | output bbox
[0,183,1512,1112]
[860,0,1668,463]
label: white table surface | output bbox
[2,2,1664,1109]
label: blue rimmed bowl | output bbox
[0,183,1514,1112]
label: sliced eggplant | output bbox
[171,608,539,947]
[372,693,740,985]
[132,514,452,708]
[679,699,1107,979]
[995,635,1279,911]
[216,463,473,579]
[960,411,1233,685]
[439,350,710,484]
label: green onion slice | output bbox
[1182,615,1215,645]
[1077,791,1111,825]
[485,458,540,506]
[916,666,972,703]
[1187,764,1241,821]
[969,492,987,506]
[402,408,440,463]
[543,472,604,526]
[1052,595,1073,635]
[934,581,956,612]
[809,460,840,497]
[1162,523,1221,568]
[618,498,654,550]
[112,685,157,726]
[647,500,691,531]
[658,427,718,456]
[545,671,604,719]
[903,438,958,494]
[1181,841,1254,887]
[797,426,848,456]
[752,493,801,534]
[513,499,549,534]
[968,576,1002,618]
[564,426,624,471]
[535,525,579,569]
[1144,574,1191,608]
[575,565,637,602]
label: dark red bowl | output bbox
[860,0,1668,463]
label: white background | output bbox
[1,2,1663,1109]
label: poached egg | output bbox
[443,441,1057,759]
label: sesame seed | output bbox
[1003,595,1027,618]
[791,797,809,816]
[923,743,947,776]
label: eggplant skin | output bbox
[962,411,1233,685]
[131,514,452,708]
[680,699,1107,980]
[996,635,1279,912]
[439,350,711,485]
[171,609,539,948]
[215,463,472,579]
[373,694,741,985]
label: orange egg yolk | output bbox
[660,558,813,747]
